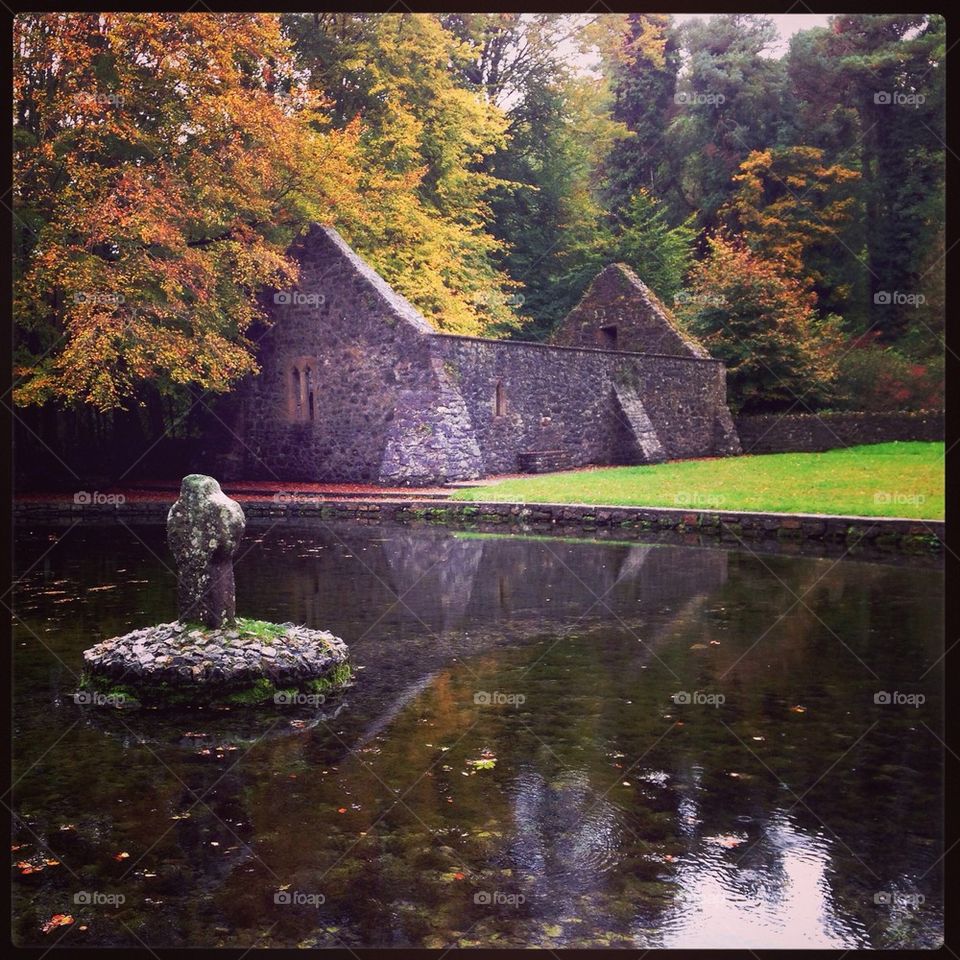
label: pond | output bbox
[12,521,943,948]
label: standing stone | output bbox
[167,475,246,629]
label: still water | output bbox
[12,521,943,948]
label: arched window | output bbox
[495,381,507,417]
[305,366,315,421]
[292,367,302,419]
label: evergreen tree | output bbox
[601,14,681,213]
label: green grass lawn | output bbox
[452,442,944,519]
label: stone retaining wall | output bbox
[735,410,944,454]
[14,499,943,554]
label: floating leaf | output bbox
[705,833,748,849]
[467,758,496,772]
[42,914,74,934]
[113,851,130,861]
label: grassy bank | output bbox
[452,442,943,519]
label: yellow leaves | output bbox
[15,11,523,407]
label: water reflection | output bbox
[660,810,866,948]
[12,521,943,948]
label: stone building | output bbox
[217,224,740,484]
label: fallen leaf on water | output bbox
[337,808,347,814]
[467,758,496,772]
[41,914,74,934]
[689,643,708,650]
[467,749,497,772]
[16,857,60,874]
[113,851,130,861]
[705,834,748,849]
[789,705,807,713]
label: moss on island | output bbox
[79,618,351,709]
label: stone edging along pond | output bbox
[14,497,944,553]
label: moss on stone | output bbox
[223,677,280,705]
[234,617,289,642]
[78,672,142,706]
[304,662,353,693]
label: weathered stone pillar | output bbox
[167,475,246,628]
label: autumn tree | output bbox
[722,146,862,320]
[422,13,625,337]
[675,234,841,413]
[283,13,519,334]
[14,12,375,411]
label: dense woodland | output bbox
[12,13,945,480]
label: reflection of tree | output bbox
[507,766,625,922]
[629,554,943,948]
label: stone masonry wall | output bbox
[233,226,482,484]
[735,410,944,454]
[223,224,741,484]
[430,335,739,474]
[551,262,709,358]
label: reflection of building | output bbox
[235,524,730,736]
[245,524,730,642]
[214,225,740,483]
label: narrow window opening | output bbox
[292,367,302,419]
[495,381,507,417]
[305,366,315,421]
[600,325,618,349]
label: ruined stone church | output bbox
[215,224,741,484]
